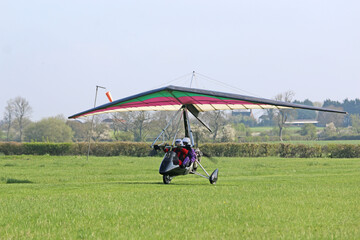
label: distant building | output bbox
[102,118,126,126]
[231,110,257,127]
[285,120,318,126]
[231,110,254,118]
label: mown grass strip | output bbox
[0,155,359,239]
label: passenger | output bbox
[182,137,196,167]
[171,139,188,167]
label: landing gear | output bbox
[163,175,172,184]
[190,158,219,185]
[209,169,219,184]
[193,148,202,171]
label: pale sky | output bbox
[1,0,359,121]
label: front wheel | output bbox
[209,169,219,185]
[163,175,172,184]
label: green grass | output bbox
[1,155,360,239]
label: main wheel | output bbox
[163,175,172,184]
[194,149,202,171]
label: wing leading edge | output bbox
[68,85,347,119]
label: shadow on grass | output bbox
[112,181,216,186]
[4,163,17,167]
[5,178,33,184]
[113,181,164,185]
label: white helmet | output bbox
[182,137,191,146]
[175,139,183,147]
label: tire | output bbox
[193,149,202,171]
[163,175,172,184]
[193,162,198,171]
[210,178,217,184]
[209,169,219,185]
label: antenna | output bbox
[87,85,107,161]
[190,71,195,88]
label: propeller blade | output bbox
[149,149,159,156]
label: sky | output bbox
[1,0,359,121]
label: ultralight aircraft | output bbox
[69,85,346,184]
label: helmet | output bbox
[175,139,183,147]
[182,137,191,146]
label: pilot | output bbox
[182,137,191,148]
[172,139,189,167]
[182,137,196,167]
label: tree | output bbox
[259,108,276,126]
[299,123,317,140]
[110,112,150,142]
[274,91,295,141]
[132,112,150,142]
[317,105,345,127]
[350,114,360,134]
[66,120,90,142]
[0,120,4,140]
[91,116,111,142]
[221,125,236,142]
[293,99,317,120]
[12,97,32,141]
[109,113,131,141]
[323,98,360,115]
[147,111,181,141]
[3,99,15,141]
[229,111,257,127]
[319,122,337,138]
[201,111,227,142]
[108,112,132,141]
[233,122,252,141]
[67,116,112,142]
[24,116,73,142]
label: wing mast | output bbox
[183,106,195,147]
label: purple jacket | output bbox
[181,147,196,167]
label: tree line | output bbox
[1,95,360,143]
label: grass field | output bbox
[1,155,360,239]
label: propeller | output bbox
[149,148,159,157]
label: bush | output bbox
[201,143,280,157]
[200,143,358,158]
[278,144,322,158]
[324,144,360,158]
[23,143,72,155]
[0,142,24,155]
[0,142,359,158]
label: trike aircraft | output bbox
[69,85,346,184]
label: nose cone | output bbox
[159,159,173,174]
[159,152,178,175]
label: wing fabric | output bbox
[68,85,346,119]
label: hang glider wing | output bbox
[68,85,347,119]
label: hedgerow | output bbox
[0,142,359,158]
[0,142,151,157]
[199,143,359,158]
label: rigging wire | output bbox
[191,71,265,120]
[190,71,195,88]
[172,110,184,146]
[195,72,262,98]
[152,72,193,89]
[153,71,262,99]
